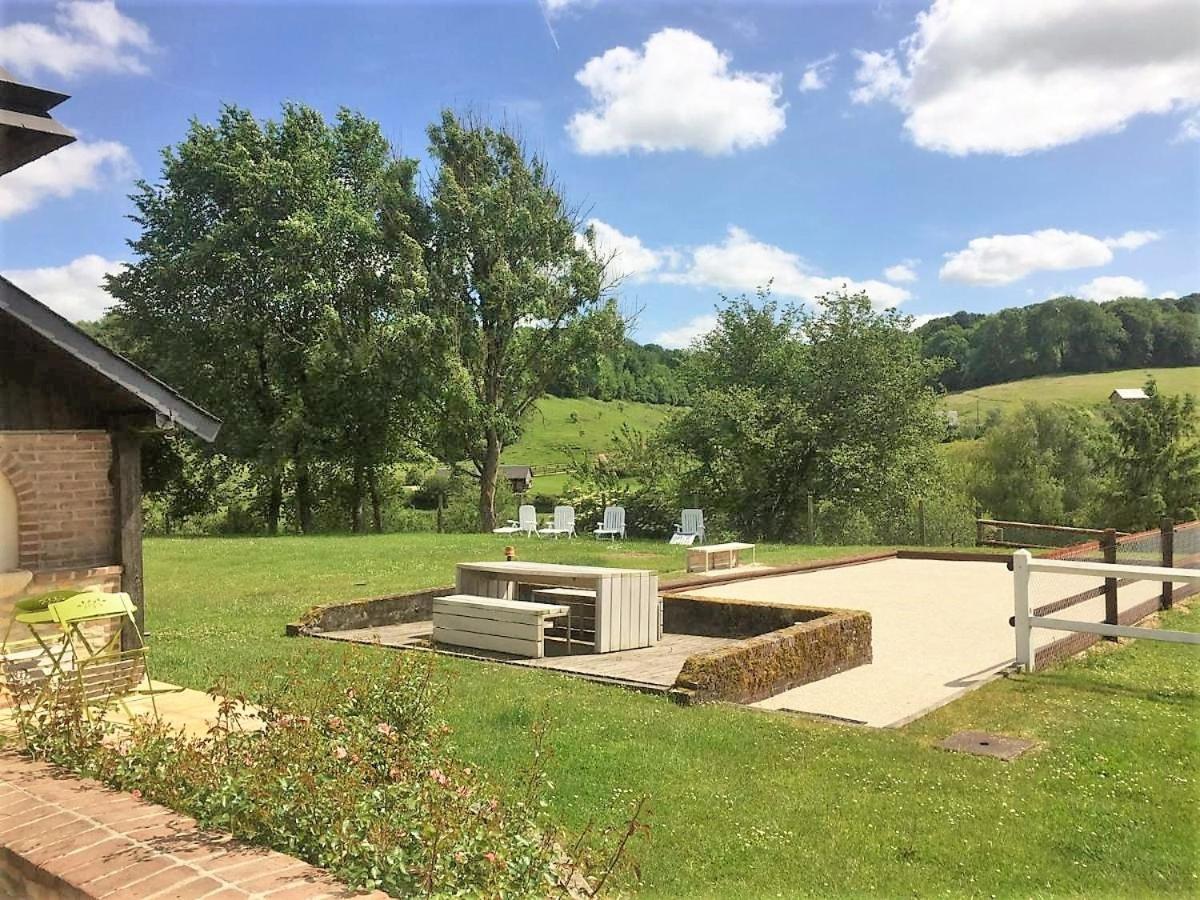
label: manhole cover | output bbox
[938,730,1035,761]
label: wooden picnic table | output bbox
[455,561,659,652]
[686,542,757,574]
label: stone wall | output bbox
[287,586,453,636]
[666,592,872,705]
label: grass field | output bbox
[143,533,1199,898]
[502,395,672,466]
[943,366,1199,421]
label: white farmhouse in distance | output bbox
[1109,388,1149,404]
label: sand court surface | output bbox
[684,557,1161,727]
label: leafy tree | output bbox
[971,403,1108,526]
[425,111,621,530]
[666,289,947,540]
[1098,378,1200,529]
[107,103,430,532]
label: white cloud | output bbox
[1103,230,1162,251]
[0,1,155,79]
[884,261,918,283]
[2,254,125,321]
[798,53,837,92]
[1177,111,1200,142]
[660,226,911,308]
[851,0,1200,155]
[653,314,718,350]
[939,228,1158,286]
[580,219,662,282]
[0,139,135,219]
[543,0,591,13]
[1077,275,1149,302]
[567,28,786,155]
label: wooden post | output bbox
[1161,517,1174,610]
[111,429,144,650]
[917,498,926,546]
[436,493,444,534]
[1012,549,1033,672]
[807,492,815,544]
[1102,528,1118,641]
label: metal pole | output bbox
[1013,549,1033,672]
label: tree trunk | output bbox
[266,470,283,535]
[351,464,366,534]
[295,461,314,534]
[368,467,384,533]
[478,430,502,532]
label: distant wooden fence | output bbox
[976,518,1127,549]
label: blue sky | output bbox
[1,0,1198,345]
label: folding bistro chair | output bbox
[3,590,166,725]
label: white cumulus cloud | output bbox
[653,314,719,350]
[567,28,786,155]
[0,1,155,79]
[2,254,125,322]
[798,53,837,92]
[0,139,135,219]
[1077,275,1149,301]
[580,219,662,282]
[851,0,1200,155]
[661,226,911,308]
[884,261,918,283]
[939,228,1159,286]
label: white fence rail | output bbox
[1012,549,1200,672]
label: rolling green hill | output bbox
[943,367,1200,423]
[500,396,674,495]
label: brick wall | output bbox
[0,431,115,572]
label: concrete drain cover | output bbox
[938,730,1035,761]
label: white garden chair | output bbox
[493,504,538,537]
[538,505,576,539]
[593,506,626,541]
[671,508,705,544]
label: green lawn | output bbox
[943,366,1200,421]
[144,534,1199,898]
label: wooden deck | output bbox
[316,621,735,692]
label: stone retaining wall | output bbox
[287,586,453,636]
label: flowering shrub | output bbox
[17,656,640,897]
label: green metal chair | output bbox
[3,589,162,724]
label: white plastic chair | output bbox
[493,504,538,536]
[593,506,626,541]
[673,508,705,543]
[538,505,576,539]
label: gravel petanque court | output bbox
[685,557,1164,727]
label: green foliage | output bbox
[971,403,1109,526]
[1098,377,1200,529]
[664,289,947,540]
[18,658,600,897]
[918,294,1199,391]
[425,111,623,530]
[106,103,432,534]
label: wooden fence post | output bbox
[917,498,926,546]
[1161,517,1174,610]
[807,492,815,544]
[1013,549,1033,672]
[1102,528,1118,640]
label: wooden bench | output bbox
[686,542,757,573]
[432,594,569,659]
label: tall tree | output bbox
[1099,378,1200,529]
[425,111,621,530]
[668,290,947,540]
[108,104,429,532]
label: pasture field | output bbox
[502,395,673,469]
[942,366,1199,421]
[143,533,1199,898]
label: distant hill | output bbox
[501,396,673,495]
[942,366,1200,423]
